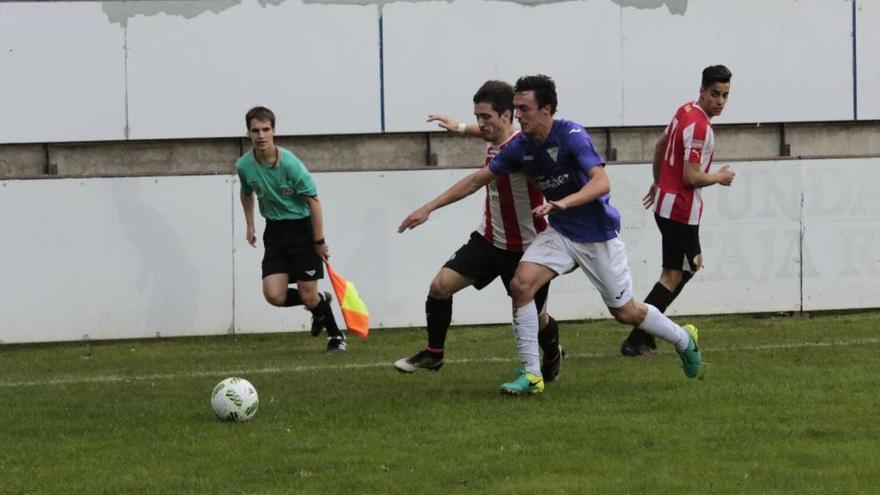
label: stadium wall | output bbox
[1,157,878,345]
[1,0,877,144]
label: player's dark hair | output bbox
[514,74,558,115]
[701,65,732,88]
[245,106,276,129]
[473,80,515,123]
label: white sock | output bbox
[639,304,690,351]
[513,301,541,376]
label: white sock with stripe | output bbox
[513,301,541,376]
[639,303,690,351]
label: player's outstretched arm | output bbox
[398,168,495,233]
[427,114,481,137]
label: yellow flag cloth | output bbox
[325,263,369,341]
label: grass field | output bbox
[1,311,879,494]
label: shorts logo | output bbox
[305,270,316,276]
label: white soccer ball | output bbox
[211,377,259,422]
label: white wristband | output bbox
[457,122,467,134]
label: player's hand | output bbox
[426,114,459,133]
[246,225,256,247]
[315,243,329,262]
[398,207,430,233]
[642,183,658,209]
[717,165,735,186]
[532,200,565,217]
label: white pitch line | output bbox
[1,337,878,389]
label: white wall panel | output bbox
[2,156,876,344]
[0,2,126,143]
[670,160,803,314]
[857,0,880,119]
[802,158,880,311]
[0,176,233,344]
[382,0,624,131]
[605,161,803,317]
[126,0,381,139]
[621,0,853,125]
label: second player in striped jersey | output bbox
[621,65,736,357]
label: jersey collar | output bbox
[254,146,280,168]
[692,100,711,120]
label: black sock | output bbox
[644,282,676,313]
[310,297,343,338]
[671,271,693,300]
[283,289,303,307]
[538,316,560,361]
[425,296,452,351]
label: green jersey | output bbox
[236,146,318,221]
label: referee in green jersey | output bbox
[236,106,346,352]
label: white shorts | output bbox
[521,226,633,309]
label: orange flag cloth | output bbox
[325,263,369,341]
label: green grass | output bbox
[1,311,879,494]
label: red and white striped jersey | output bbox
[654,101,716,225]
[478,131,547,252]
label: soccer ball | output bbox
[211,377,259,422]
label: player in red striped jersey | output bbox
[394,80,565,382]
[621,65,736,357]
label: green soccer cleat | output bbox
[500,371,545,396]
[677,324,702,378]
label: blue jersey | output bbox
[488,119,621,242]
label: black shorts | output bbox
[655,214,701,272]
[261,219,323,281]
[443,232,550,311]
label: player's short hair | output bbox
[473,80,515,123]
[245,106,276,129]
[514,74,558,115]
[701,65,732,88]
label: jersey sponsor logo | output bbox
[536,173,570,191]
[547,146,559,162]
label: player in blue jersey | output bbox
[446,75,702,395]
